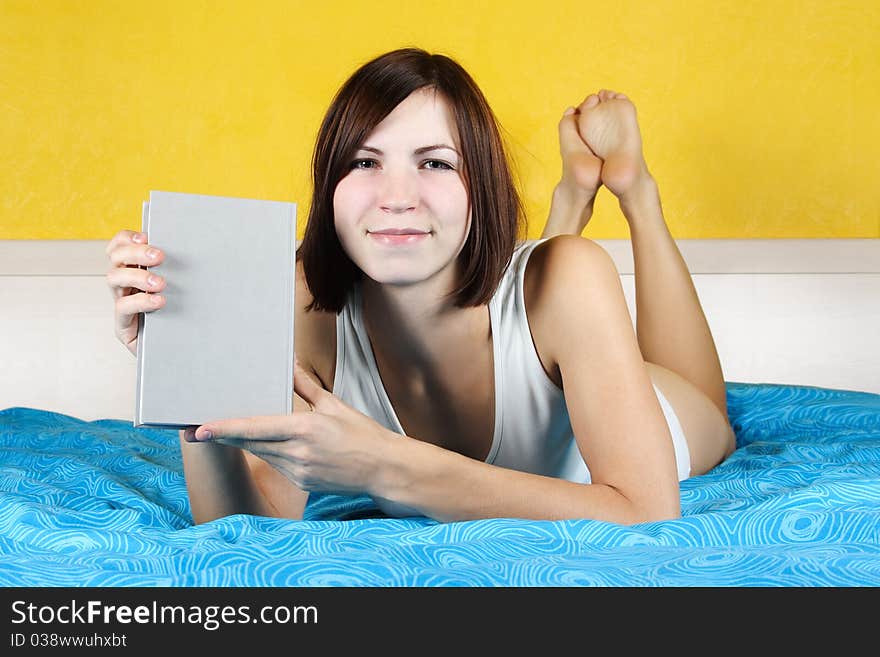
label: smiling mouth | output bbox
[367,228,432,235]
[367,230,432,246]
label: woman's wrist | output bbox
[367,432,423,500]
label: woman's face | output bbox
[333,88,470,290]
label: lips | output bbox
[368,228,431,235]
[367,229,431,246]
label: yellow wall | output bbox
[2,0,877,240]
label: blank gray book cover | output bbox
[134,190,297,429]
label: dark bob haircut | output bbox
[297,47,526,313]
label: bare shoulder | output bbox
[523,236,621,387]
[524,235,621,322]
[294,258,337,391]
[528,234,615,273]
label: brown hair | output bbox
[297,47,525,313]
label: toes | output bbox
[581,93,600,109]
[580,90,628,109]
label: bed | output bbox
[1,381,878,587]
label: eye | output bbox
[422,159,454,171]
[350,158,378,170]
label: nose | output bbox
[378,167,418,214]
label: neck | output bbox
[360,272,490,381]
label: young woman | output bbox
[106,48,735,525]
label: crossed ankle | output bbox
[618,174,659,214]
[545,188,595,236]
[553,182,599,207]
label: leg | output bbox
[622,180,729,420]
[628,194,737,471]
[575,90,730,421]
[542,90,735,473]
[647,363,735,476]
[542,185,596,239]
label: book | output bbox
[134,190,297,429]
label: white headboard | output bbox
[1,239,877,421]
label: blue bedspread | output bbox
[1,383,878,586]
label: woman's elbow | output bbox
[641,505,681,523]
[188,503,225,526]
[634,494,681,524]
[608,485,681,525]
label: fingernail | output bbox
[197,429,213,441]
[563,107,575,116]
[146,248,159,259]
[132,233,144,243]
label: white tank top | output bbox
[332,239,690,517]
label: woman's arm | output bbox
[179,436,278,523]
[372,235,681,523]
[192,238,680,524]
[373,438,668,523]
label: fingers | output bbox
[106,265,166,298]
[206,438,268,454]
[106,230,167,337]
[190,415,307,443]
[107,242,164,269]
[105,229,143,256]
[106,230,164,278]
[114,291,165,332]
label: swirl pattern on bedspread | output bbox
[1,383,878,586]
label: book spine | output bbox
[133,200,150,427]
[285,203,296,415]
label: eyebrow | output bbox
[358,144,460,156]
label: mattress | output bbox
[1,382,878,586]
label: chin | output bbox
[348,244,459,287]
[362,267,431,287]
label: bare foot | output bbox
[541,104,603,238]
[576,90,653,202]
[559,104,603,201]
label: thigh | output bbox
[646,362,736,476]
